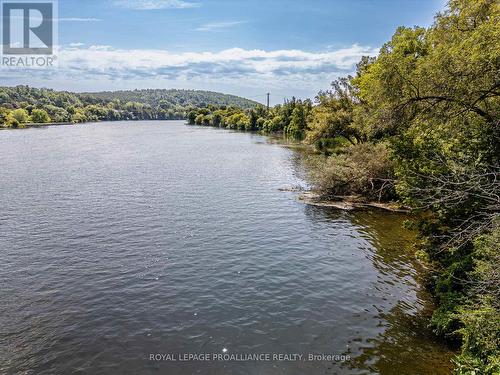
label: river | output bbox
[0,121,454,374]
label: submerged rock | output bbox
[277,185,304,192]
[298,192,410,213]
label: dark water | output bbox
[0,121,454,374]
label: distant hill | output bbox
[0,85,260,124]
[81,89,259,109]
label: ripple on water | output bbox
[0,121,454,375]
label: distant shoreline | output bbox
[0,119,189,130]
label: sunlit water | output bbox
[0,121,454,374]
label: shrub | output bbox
[194,114,204,125]
[310,142,396,201]
[31,109,51,123]
[453,304,500,374]
[438,221,500,374]
[11,108,29,124]
[187,111,197,124]
[5,114,20,128]
[225,113,249,130]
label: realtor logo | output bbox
[1,0,57,66]
[2,0,53,54]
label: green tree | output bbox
[306,78,362,146]
[11,108,30,124]
[31,109,51,123]
[286,106,307,139]
[0,107,10,126]
[194,114,205,125]
[71,109,87,123]
[212,111,223,127]
[187,111,197,124]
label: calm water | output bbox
[0,121,454,374]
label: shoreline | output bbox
[298,191,411,213]
[0,121,78,130]
[0,119,188,130]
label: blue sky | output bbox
[2,0,447,104]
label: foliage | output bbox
[0,86,258,127]
[306,78,362,147]
[452,303,500,374]
[10,108,29,124]
[309,142,396,201]
[82,88,258,110]
[186,97,312,139]
[451,222,500,374]
[30,109,51,123]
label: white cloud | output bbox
[59,17,102,22]
[55,44,376,76]
[113,0,200,10]
[196,21,247,32]
[0,45,378,101]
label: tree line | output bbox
[187,97,312,139]
[0,86,258,128]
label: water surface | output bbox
[0,121,454,374]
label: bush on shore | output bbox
[451,222,500,374]
[310,142,396,202]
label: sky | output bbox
[1,0,447,105]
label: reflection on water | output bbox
[312,208,455,374]
[0,121,454,374]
